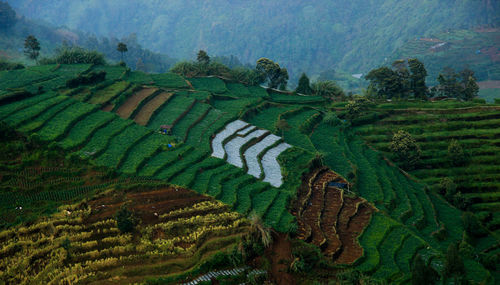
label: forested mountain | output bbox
[8,0,499,77]
[0,3,175,72]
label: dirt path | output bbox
[267,232,295,285]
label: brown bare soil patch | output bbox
[292,167,375,265]
[266,232,295,285]
[134,92,173,125]
[116,88,158,119]
[86,186,211,224]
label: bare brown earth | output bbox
[87,186,212,224]
[266,232,296,285]
[116,88,158,119]
[292,167,375,265]
[133,92,173,126]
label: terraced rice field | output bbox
[1,64,498,283]
[115,87,158,119]
[0,186,249,284]
[352,105,500,234]
[241,102,498,282]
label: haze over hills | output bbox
[8,0,500,78]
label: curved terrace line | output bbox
[262,143,292,187]
[225,129,268,168]
[211,120,248,158]
[244,134,281,178]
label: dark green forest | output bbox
[8,0,499,78]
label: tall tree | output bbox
[392,59,410,98]
[256,58,289,89]
[296,73,313,95]
[197,50,210,65]
[116,42,128,62]
[312,80,344,100]
[437,67,460,98]
[24,35,41,64]
[365,66,401,99]
[460,68,479,101]
[0,1,16,30]
[408,58,428,99]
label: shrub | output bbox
[447,139,468,166]
[390,130,421,169]
[323,111,341,126]
[439,177,457,199]
[66,71,106,88]
[462,212,487,237]
[40,46,106,65]
[451,192,471,211]
[0,59,24,71]
[114,205,138,233]
[345,95,372,119]
[291,240,322,272]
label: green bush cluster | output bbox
[40,46,106,65]
[66,71,106,88]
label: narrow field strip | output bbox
[78,118,133,158]
[171,102,211,139]
[244,134,282,178]
[19,99,76,133]
[3,95,68,127]
[262,143,292,187]
[134,92,173,126]
[137,146,193,177]
[38,102,98,141]
[116,88,158,119]
[94,124,152,168]
[0,92,58,120]
[211,120,249,158]
[88,81,131,105]
[119,134,173,174]
[225,129,268,168]
[147,94,195,130]
[59,111,116,150]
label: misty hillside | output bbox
[9,0,499,77]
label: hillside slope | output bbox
[1,64,498,283]
[391,29,500,85]
[8,0,499,76]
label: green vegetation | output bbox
[350,101,500,238]
[391,29,500,85]
[0,63,498,283]
[13,0,498,78]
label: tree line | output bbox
[365,58,479,101]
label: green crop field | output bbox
[349,102,500,237]
[0,64,498,284]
